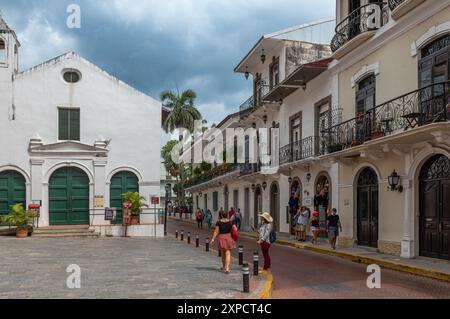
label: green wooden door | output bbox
[0,171,26,223]
[49,167,89,225]
[110,171,139,224]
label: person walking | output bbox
[205,209,213,229]
[234,209,242,230]
[310,211,320,245]
[298,206,310,242]
[210,211,237,274]
[327,208,342,250]
[293,209,301,241]
[256,212,274,271]
[196,209,204,229]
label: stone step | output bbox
[32,232,100,239]
[33,228,95,235]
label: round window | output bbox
[63,70,81,83]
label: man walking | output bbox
[327,208,342,250]
[234,209,242,230]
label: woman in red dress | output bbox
[211,211,237,274]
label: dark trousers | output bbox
[235,219,241,230]
[261,241,271,270]
[197,220,203,229]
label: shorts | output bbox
[296,224,306,232]
[328,226,339,238]
[311,226,319,233]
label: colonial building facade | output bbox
[187,0,450,262]
[0,17,162,230]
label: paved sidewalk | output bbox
[0,237,246,299]
[171,217,450,282]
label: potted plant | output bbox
[2,204,37,238]
[121,192,148,225]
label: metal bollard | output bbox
[181,231,184,241]
[187,232,191,244]
[242,263,250,293]
[205,238,210,252]
[175,230,178,239]
[238,245,244,266]
[253,251,259,276]
[196,235,199,248]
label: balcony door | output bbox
[355,74,376,143]
[290,114,302,162]
[348,0,361,39]
[419,34,450,124]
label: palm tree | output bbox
[161,89,202,209]
[161,89,202,140]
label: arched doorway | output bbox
[289,179,302,234]
[314,173,331,237]
[0,171,26,222]
[110,171,139,224]
[356,167,379,248]
[49,167,89,226]
[270,183,280,232]
[254,186,262,228]
[419,155,450,260]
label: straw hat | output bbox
[259,212,273,223]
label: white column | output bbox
[401,179,415,258]
[30,159,46,226]
[93,160,108,226]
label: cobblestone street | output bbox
[0,237,242,299]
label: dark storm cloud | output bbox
[1,0,335,124]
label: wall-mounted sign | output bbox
[303,197,313,207]
[105,208,115,221]
[151,196,160,205]
[344,199,350,206]
[94,195,104,208]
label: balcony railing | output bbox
[331,2,389,53]
[185,164,240,188]
[321,81,450,154]
[239,95,255,113]
[239,163,261,176]
[280,136,320,165]
[388,0,405,11]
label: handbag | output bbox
[231,225,239,241]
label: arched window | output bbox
[0,39,6,63]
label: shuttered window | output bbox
[58,108,80,141]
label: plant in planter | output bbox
[121,192,148,225]
[3,204,37,238]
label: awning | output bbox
[264,58,332,103]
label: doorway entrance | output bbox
[356,167,379,248]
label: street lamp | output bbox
[262,181,268,190]
[164,183,172,236]
[388,170,403,193]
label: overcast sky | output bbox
[1,0,335,137]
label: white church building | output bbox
[0,17,162,232]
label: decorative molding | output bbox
[351,63,380,88]
[139,181,161,187]
[411,21,450,57]
[30,159,45,165]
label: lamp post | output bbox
[164,183,172,236]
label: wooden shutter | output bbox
[69,109,80,141]
[59,108,69,140]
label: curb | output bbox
[239,230,450,283]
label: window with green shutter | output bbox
[58,108,80,141]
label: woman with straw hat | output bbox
[256,212,274,271]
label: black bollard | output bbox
[238,245,244,266]
[253,251,259,276]
[175,230,178,239]
[196,235,199,248]
[205,238,210,252]
[181,231,184,241]
[243,263,250,293]
[187,232,191,244]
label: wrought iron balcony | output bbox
[185,163,240,188]
[331,2,389,53]
[279,136,320,165]
[239,96,254,114]
[321,81,450,154]
[239,163,261,176]
[388,0,405,11]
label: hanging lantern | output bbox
[261,49,266,64]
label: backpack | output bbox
[269,230,277,244]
